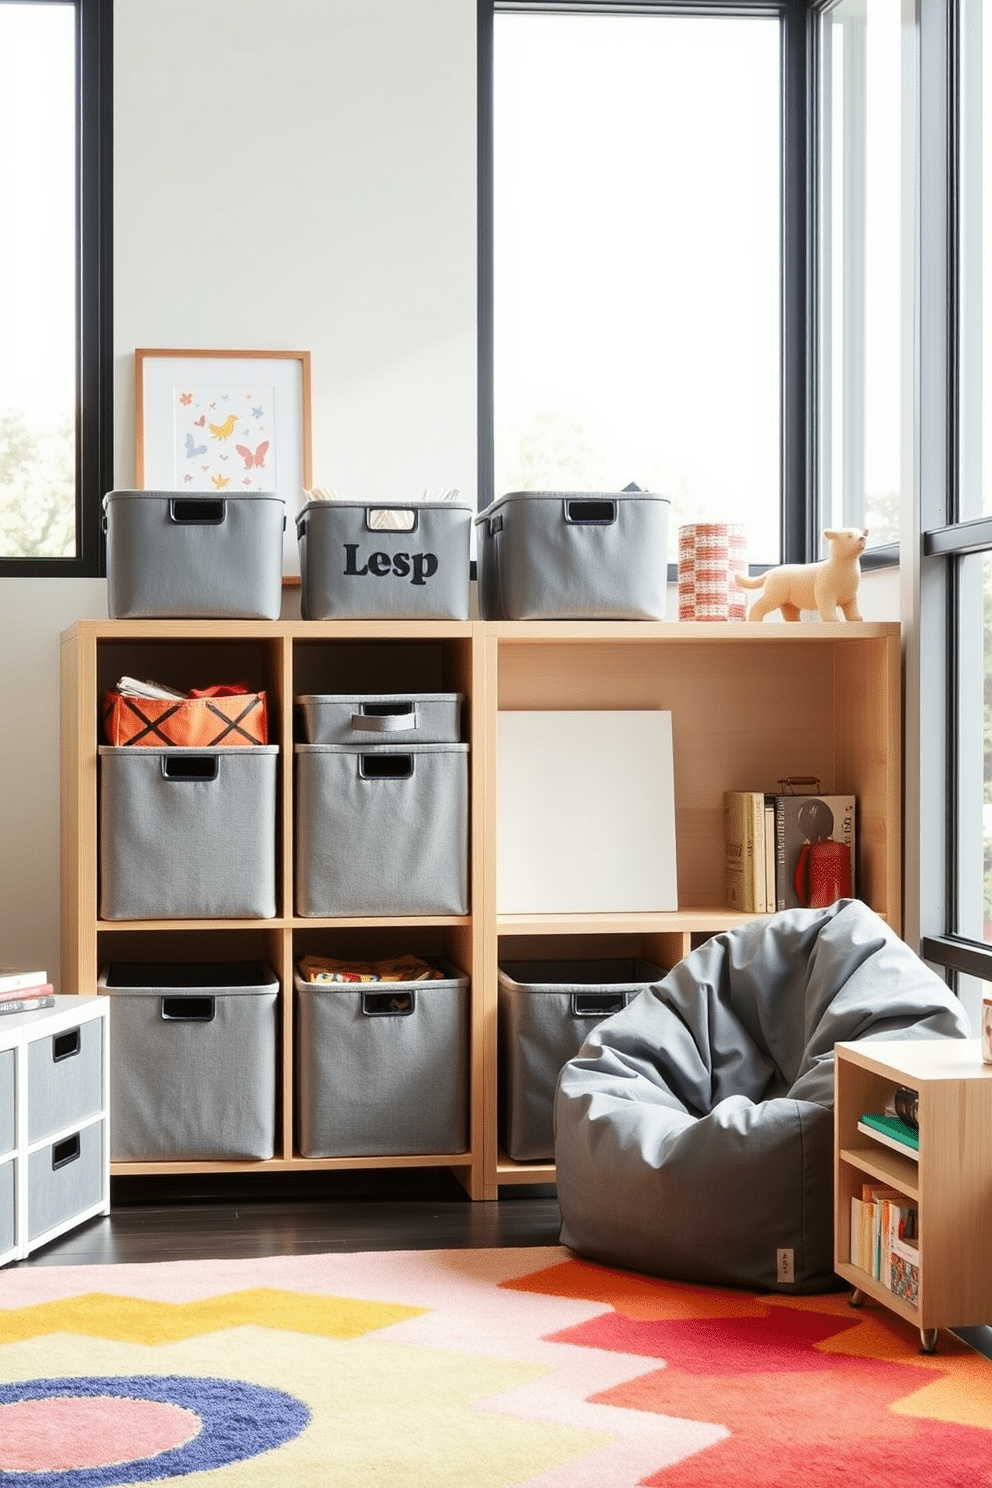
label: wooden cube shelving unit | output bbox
[61,617,902,1198]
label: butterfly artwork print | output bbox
[236,440,269,470]
[171,383,276,491]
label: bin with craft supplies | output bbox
[27,1121,105,1245]
[294,957,469,1157]
[103,688,268,748]
[474,490,670,620]
[294,742,469,916]
[498,958,665,1161]
[296,693,462,747]
[97,963,278,1161]
[103,489,286,620]
[98,746,279,920]
[295,497,472,620]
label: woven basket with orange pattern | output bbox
[102,691,268,747]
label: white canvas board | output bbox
[496,711,677,913]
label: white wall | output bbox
[113,0,478,505]
[0,0,902,987]
[0,0,477,987]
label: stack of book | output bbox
[857,1111,919,1153]
[724,789,856,913]
[850,1182,920,1305]
[0,967,55,1016]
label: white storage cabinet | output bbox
[0,996,110,1265]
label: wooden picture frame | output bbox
[134,348,312,579]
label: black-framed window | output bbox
[479,0,902,572]
[0,0,112,577]
[917,0,992,1021]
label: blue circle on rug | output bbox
[0,1375,310,1486]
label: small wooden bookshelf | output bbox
[834,1038,992,1351]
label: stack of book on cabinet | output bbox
[850,1182,920,1306]
[0,968,54,1016]
[723,788,857,913]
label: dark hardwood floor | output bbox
[14,1169,563,1267]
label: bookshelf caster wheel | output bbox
[848,1289,865,1309]
[919,1329,938,1354]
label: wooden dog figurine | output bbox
[734,528,868,622]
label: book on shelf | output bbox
[0,967,48,995]
[888,1235,920,1306]
[0,995,55,1017]
[862,1183,901,1279]
[858,1112,920,1153]
[879,1196,917,1287]
[771,792,856,910]
[0,981,54,1005]
[850,1187,917,1282]
[723,791,768,913]
[763,799,776,915]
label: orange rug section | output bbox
[507,1258,992,1488]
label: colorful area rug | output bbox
[0,1245,989,1487]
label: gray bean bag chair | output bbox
[554,900,970,1292]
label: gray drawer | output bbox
[27,1018,104,1143]
[27,1121,104,1243]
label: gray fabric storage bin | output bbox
[474,490,670,620]
[27,1120,104,1242]
[498,958,664,1161]
[98,962,279,1161]
[27,1017,104,1143]
[0,1156,14,1256]
[295,499,472,620]
[295,960,469,1156]
[104,490,286,619]
[99,746,278,920]
[297,693,462,746]
[295,743,469,916]
[0,1050,14,1157]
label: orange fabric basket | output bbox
[102,690,268,747]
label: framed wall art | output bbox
[134,348,312,578]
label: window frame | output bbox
[911,0,992,993]
[479,0,898,571]
[0,0,113,579]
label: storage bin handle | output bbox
[571,992,626,1018]
[361,991,415,1017]
[169,497,226,526]
[563,498,617,526]
[358,753,414,779]
[52,1133,80,1170]
[52,1028,81,1062]
[351,704,417,734]
[161,755,219,782]
[161,996,216,1022]
[366,508,418,533]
